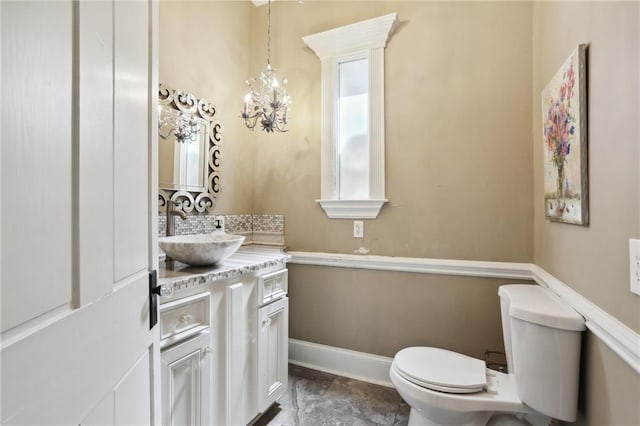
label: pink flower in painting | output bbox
[543,61,576,171]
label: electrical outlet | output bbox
[630,239,640,296]
[353,220,364,238]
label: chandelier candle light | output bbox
[158,109,200,144]
[241,0,291,133]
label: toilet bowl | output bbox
[389,348,545,426]
[390,285,585,426]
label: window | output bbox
[338,58,369,200]
[303,13,398,219]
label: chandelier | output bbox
[159,110,200,143]
[241,0,291,133]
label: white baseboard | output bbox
[288,338,394,388]
[288,251,640,375]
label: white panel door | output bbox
[0,1,160,424]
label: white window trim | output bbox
[303,13,398,219]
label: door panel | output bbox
[82,335,153,426]
[114,351,152,425]
[114,0,149,281]
[1,274,152,424]
[0,0,73,333]
[82,391,115,425]
[78,0,115,305]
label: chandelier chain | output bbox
[267,0,272,65]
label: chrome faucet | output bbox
[166,201,187,237]
[165,201,187,269]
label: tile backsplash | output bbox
[252,215,285,233]
[158,214,226,236]
[225,214,253,234]
[158,213,285,246]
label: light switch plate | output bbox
[353,221,364,238]
[630,239,640,296]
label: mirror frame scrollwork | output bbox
[158,84,223,213]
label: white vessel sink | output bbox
[159,233,245,266]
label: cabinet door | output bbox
[161,332,212,426]
[257,297,289,412]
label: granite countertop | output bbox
[159,245,291,293]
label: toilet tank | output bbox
[498,285,585,422]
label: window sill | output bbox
[317,199,388,219]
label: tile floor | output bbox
[254,364,410,426]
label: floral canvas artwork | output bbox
[542,44,589,225]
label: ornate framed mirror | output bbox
[158,84,222,213]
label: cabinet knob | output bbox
[202,346,211,355]
[262,317,272,328]
[179,313,193,325]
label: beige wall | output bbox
[533,0,640,334]
[579,333,640,425]
[532,2,640,424]
[251,1,534,262]
[159,0,254,214]
[252,0,534,379]
[289,264,534,359]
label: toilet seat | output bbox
[393,347,487,394]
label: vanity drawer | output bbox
[258,269,288,306]
[159,292,210,348]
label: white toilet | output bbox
[390,284,585,426]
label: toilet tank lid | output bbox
[499,285,585,331]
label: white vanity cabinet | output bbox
[160,293,212,426]
[161,332,212,426]
[158,249,290,426]
[256,270,289,413]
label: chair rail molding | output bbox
[288,251,640,374]
[531,265,640,374]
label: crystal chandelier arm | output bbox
[158,127,174,140]
[158,113,200,143]
[241,108,261,130]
